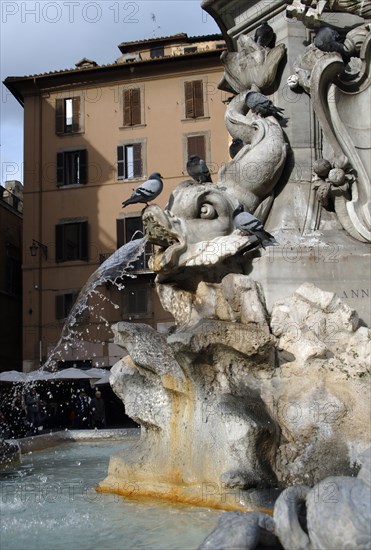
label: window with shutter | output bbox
[55,221,88,263]
[117,143,143,180]
[187,135,206,160]
[123,88,141,126]
[150,46,164,59]
[56,291,87,321]
[56,150,88,186]
[116,216,153,270]
[184,80,204,119]
[122,285,151,318]
[55,96,81,134]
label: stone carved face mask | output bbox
[142,182,254,279]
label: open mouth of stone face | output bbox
[142,208,183,250]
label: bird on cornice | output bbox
[245,91,285,120]
[122,172,163,207]
[254,21,274,47]
[186,155,213,183]
[314,26,351,64]
[233,204,277,249]
[229,138,244,159]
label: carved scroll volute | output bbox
[310,54,348,168]
[310,48,371,242]
[330,33,371,242]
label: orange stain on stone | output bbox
[96,483,273,515]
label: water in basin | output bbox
[0,438,222,550]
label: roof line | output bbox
[3,48,225,106]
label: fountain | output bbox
[2,1,369,548]
[96,0,370,546]
[43,237,148,372]
[0,438,224,550]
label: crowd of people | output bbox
[0,384,107,438]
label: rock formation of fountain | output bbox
[99,0,370,535]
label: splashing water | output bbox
[43,238,147,371]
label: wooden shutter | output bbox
[79,150,87,184]
[136,288,148,314]
[80,221,88,261]
[116,218,126,248]
[56,295,65,320]
[56,152,64,186]
[193,80,204,117]
[117,146,124,179]
[56,99,64,134]
[131,88,141,125]
[55,224,64,262]
[72,97,80,133]
[133,143,142,177]
[184,81,194,118]
[123,89,132,126]
[187,135,206,160]
[185,81,204,118]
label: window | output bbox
[5,244,22,296]
[123,88,141,126]
[150,46,164,59]
[57,360,92,369]
[187,134,206,160]
[56,97,81,134]
[56,292,79,320]
[57,150,87,186]
[117,143,143,180]
[184,80,204,118]
[117,217,153,271]
[184,46,197,54]
[55,221,88,262]
[122,284,152,319]
[56,292,89,323]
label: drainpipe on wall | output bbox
[34,77,43,368]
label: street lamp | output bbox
[30,239,48,259]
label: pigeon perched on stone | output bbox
[314,27,351,63]
[122,172,163,208]
[233,205,277,248]
[245,91,285,120]
[254,21,274,47]
[186,155,213,183]
[229,138,244,159]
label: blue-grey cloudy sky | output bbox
[1,0,220,183]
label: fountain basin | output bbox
[0,430,224,550]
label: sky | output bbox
[0,0,220,184]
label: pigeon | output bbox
[233,204,278,249]
[245,91,285,120]
[314,27,351,63]
[186,155,213,183]
[254,21,274,47]
[122,172,163,208]
[229,138,244,159]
